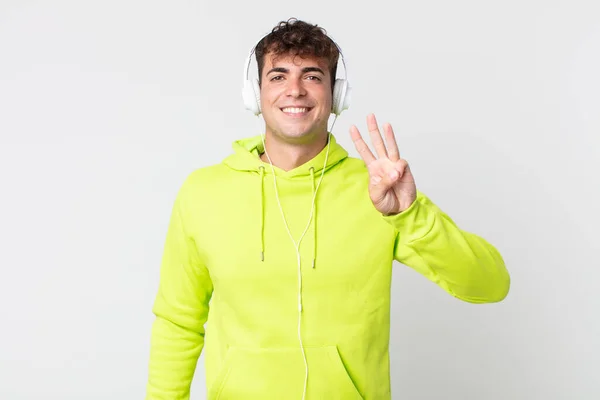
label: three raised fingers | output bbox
[350,113,400,163]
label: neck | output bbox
[260,132,329,171]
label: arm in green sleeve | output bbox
[384,190,510,303]
[146,180,213,399]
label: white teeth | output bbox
[282,107,308,114]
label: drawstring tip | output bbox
[312,259,315,269]
[260,251,264,262]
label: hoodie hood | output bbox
[222,133,348,178]
[222,133,348,266]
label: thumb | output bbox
[370,168,398,201]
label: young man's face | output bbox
[260,51,333,143]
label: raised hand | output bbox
[350,113,417,215]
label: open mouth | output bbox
[280,107,312,117]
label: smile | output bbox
[280,107,312,116]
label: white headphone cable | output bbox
[257,115,337,400]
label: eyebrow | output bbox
[266,66,325,75]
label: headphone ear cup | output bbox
[332,79,351,115]
[243,78,261,115]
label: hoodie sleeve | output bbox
[146,178,213,399]
[384,190,510,303]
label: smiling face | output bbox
[259,51,333,144]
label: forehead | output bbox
[265,51,329,70]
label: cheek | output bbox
[261,89,283,108]
[321,89,333,107]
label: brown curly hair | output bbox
[255,18,340,93]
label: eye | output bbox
[306,75,322,81]
[270,75,284,81]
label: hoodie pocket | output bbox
[208,345,363,400]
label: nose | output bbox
[286,78,306,98]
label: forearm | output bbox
[146,264,212,399]
[387,191,510,303]
[146,314,205,400]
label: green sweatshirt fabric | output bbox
[146,134,510,400]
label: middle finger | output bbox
[367,113,388,159]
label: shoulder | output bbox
[342,156,369,172]
[335,156,370,183]
[185,163,229,186]
[173,163,230,203]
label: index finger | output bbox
[350,125,376,164]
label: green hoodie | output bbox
[146,134,510,400]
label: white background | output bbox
[1,0,598,399]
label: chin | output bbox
[276,127,320,142]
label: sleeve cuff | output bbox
[381,190,437,243]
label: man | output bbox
[146,18,510,400]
